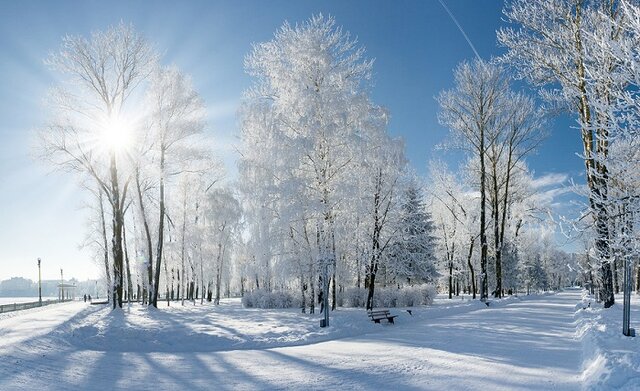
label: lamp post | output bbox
[622,207,635,337]
[60,268,64,302]
[623,255,634,336]
[37,258,42,306]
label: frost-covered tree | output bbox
[361,134,406,310]
[387,181,438,286]
[428,161,480,299]
[438,59,511,300]
[38,22,228,310]
[239,14,403,312]
[585,0,640,297]
[204,188,242,305]
[144,66,206,307]
[39,23,157,308]
[498,0,640,307]
[485,93,545,297]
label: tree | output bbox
[362,136,405,310]
[240,14,397,313]
[428,161,480,299]
[40,23,157,308]
[145,66,206,307]
[497,0,635,307]
[438,59,510,301]
[387,181,438,286]
[204,188,242,305]
[585,0,640,298]
[486,93,545,297]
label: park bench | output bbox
[368,309,397,324]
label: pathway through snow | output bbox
[0,290,583,390]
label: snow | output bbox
[0,288,630,390]
[576,291,640,390]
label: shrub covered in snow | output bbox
[243,284,436,309]
[242,289,301,309]
[340,284,436,308]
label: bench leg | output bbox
[388,318,394,324]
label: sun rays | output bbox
[99,113,132,152]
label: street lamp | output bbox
[37,258,42,306]
[622,206,635,337]
[623,255,635,337]
[60,268,64,302]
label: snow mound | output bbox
[575,290,640,390]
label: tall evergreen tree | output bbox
[387,183,438,285]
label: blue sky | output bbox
[0,0,584,281]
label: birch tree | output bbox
[145,66,206,307]
[438,59,510,301]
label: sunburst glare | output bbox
[100,113,131,151]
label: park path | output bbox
[0,301,88,349]
[246,288,584,390]
[0,290,584,390]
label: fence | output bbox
[0,298,72,314]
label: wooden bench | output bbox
[368,309,398,324]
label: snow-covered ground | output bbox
[577,291,640,390]
[0,288,632,390]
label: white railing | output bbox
[0,298,71,314]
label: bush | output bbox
[242,289,300,309]
[341,287,367,308]
[339,284,436,308]
[242,284,436,309]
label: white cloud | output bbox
[530,173,569,189]
[536,187,573,203]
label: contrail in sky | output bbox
[438,0,482,60]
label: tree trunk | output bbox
[574,24,614,308]
[108,151,125,309]
[180,192,187,306]
[449,260,453,300]
[164,257,170,306]
[366,171,383,311]
[491,157,503,298]
[300,273,306,313]
[135,168,154,305]
[151,148,166,308]
[215,243,224,305]
[467,236,476,299]
[613,256,619,294]
[635,262,640,294]
[123,226,133,302]
[200,253,205,305]
[479,121,489,301]
[98,190,112,305]
[331,271,336,311]
[309,264,315,314]
[303,223,315,313]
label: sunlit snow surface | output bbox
[1,289,629,390]
[577,291,640,390]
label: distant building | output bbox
[0,277,104,298]
[0,277,34,297]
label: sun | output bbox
[100,113,131,151]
